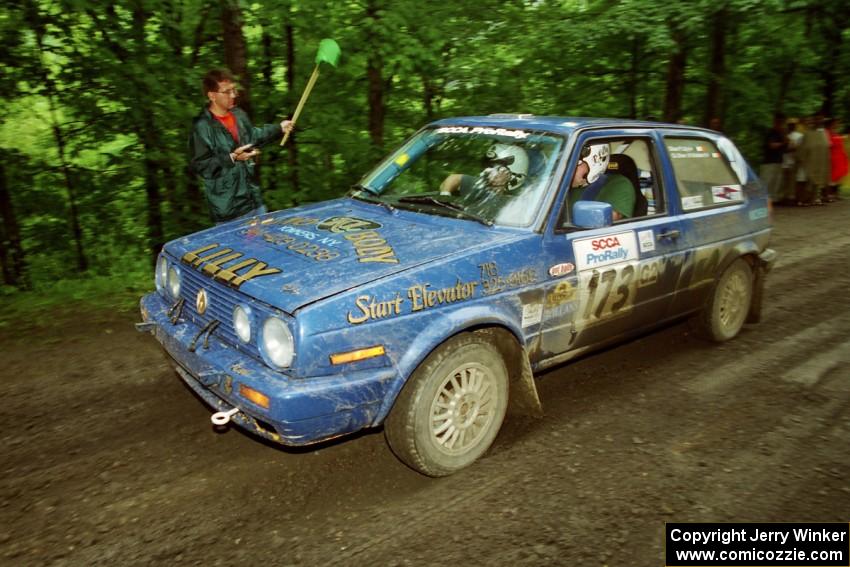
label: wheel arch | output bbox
[374,308,543,425]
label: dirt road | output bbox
[2,201,849,566]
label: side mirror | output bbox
[573,201,613,228]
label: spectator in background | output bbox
[708,117,723,132]
[760,113,787,203]
[781,120,803,206]
[825,117,848,202]
[798,113,831,206]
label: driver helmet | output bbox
[580,143,610,185]
[484,143,529,190]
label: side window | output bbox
[664,137,744,211]
[559,137,663,228]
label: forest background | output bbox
[1,0,848,314]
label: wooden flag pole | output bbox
[280,65,321,147]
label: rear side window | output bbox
[664,137,744,211]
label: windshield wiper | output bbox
[397,195,493,227]
[350,187,395,212]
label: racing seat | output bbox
[607,154,648,217]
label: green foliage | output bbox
[1,0,849,310]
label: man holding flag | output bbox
[189,40,340,224]
[189,69,292,224]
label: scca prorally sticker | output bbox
[434,126,529,140]
[711,184,742,203]
[573,231,639,271]
[638,230,655,253]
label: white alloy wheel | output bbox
[385,332,509,476]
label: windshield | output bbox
[355,126,564,227]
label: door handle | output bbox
[657,229,681,241]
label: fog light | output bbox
[239,384,270,409]
[233,305,252,343]
[167,265,181,298]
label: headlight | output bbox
[233,305,252,343]
[167,265,181,299]
[262,317,294,368]
[156,256,168,290]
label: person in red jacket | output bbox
[826,117,848,202]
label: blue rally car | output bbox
[139,116,776,476]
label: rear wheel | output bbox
[694,258,753,342]
[385,332,509,477]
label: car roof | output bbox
[430,115,718,137]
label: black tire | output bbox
[385,332,509,477]
[694,258,753,342]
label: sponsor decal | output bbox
[260,232,340,261]
[682,195,704,210]
[408,280,479,311]
[549,263,575,278]
[521,303,543,328]
[668,144,711,160]
[434,126,530,140]
[712,184,742,203]
[317,216,382,234]
[347,279,479,324]
[544,301,579,322]
[347,293,405,324]
[344,230,399,264]
[181,243,282,288]
[545,281,576,307]
[749,207,768,220]
[573,231,639,271]
[638,230,655,253]
[478,262,537,295]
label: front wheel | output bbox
[385,332,509,477]
[694,258,753,342]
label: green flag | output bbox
[315,38,341,67]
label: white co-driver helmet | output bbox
[485,144,529,190]
[581,143,610,184]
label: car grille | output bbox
[178,264,262,359]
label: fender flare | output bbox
[374,304,543,424]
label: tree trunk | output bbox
[26,5,88,273]
[0,162,28,289]
[627,36,641,120]
[221,0,251,118]
[663,27,687,123]
[704,8,726,126]
[820,23,843,116]
[132,5,165,264]
[366,0,386,150]
[285,21,300,197]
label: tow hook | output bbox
[135,322,157,333]
[211,407,240,426]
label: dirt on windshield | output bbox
[2,201,849,566]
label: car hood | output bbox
[165,198,522,313]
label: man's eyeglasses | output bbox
[216,89,238,96]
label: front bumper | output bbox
[139,292,398,445]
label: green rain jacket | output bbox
[189,107,283,223]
